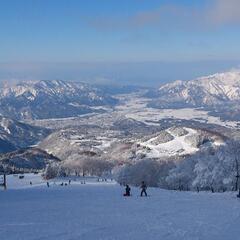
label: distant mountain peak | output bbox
[152,70,240,109]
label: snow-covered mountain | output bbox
[0,116,50,153]
[149,71,240,109]
[0,79,118,120]
[0,148,60,173]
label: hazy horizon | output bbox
[1,60,240,87]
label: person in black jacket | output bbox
[140,181,147,196]
[124,184,131,196]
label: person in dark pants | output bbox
[124,184,131,196]
[140,181,147,197]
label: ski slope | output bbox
[138,128,199,158]
[0,174,240,240]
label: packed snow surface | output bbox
[138,128,199,158]
[0,174,240,240]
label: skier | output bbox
[124,184,131,196]
[47,182,50,188]
[140,181,147,197]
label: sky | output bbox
[0,0,240,86]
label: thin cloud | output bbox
[129,8,162,27]
[89,5,187,30]
[208,0,240,25]
[88,1,240,32]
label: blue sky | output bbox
[0,0,240,86]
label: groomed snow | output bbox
[138,128,199,158]
[0,174,240,240]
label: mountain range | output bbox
[1,70,240,182]
[0,116,50,153]
[148,71,240,110]
[2,71,240,121]
[0,148,60,173]
[0,79,118,120]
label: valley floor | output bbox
[0,175,240,240]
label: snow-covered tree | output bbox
[166,155,197,191]
[114,159,163,187]
[192,151,218,191]
[44,163,60,179]
[63,154,113,177]
[224,140,240,191]
[192,142,240,191]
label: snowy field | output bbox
[116,95,240,128]
[0,174,240,240]
[28,93,240,130]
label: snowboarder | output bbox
[124,184,131,196]
[140,181,147,197]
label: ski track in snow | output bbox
[0,174,240,240]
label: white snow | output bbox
[69,135,115,151]
[26,92,240,130]
[159,70,240,101]
[116,95,239,128]
[0,117,11,134]
[94,137,116,151]
[138,128,201,158]
[0,174,240,240]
